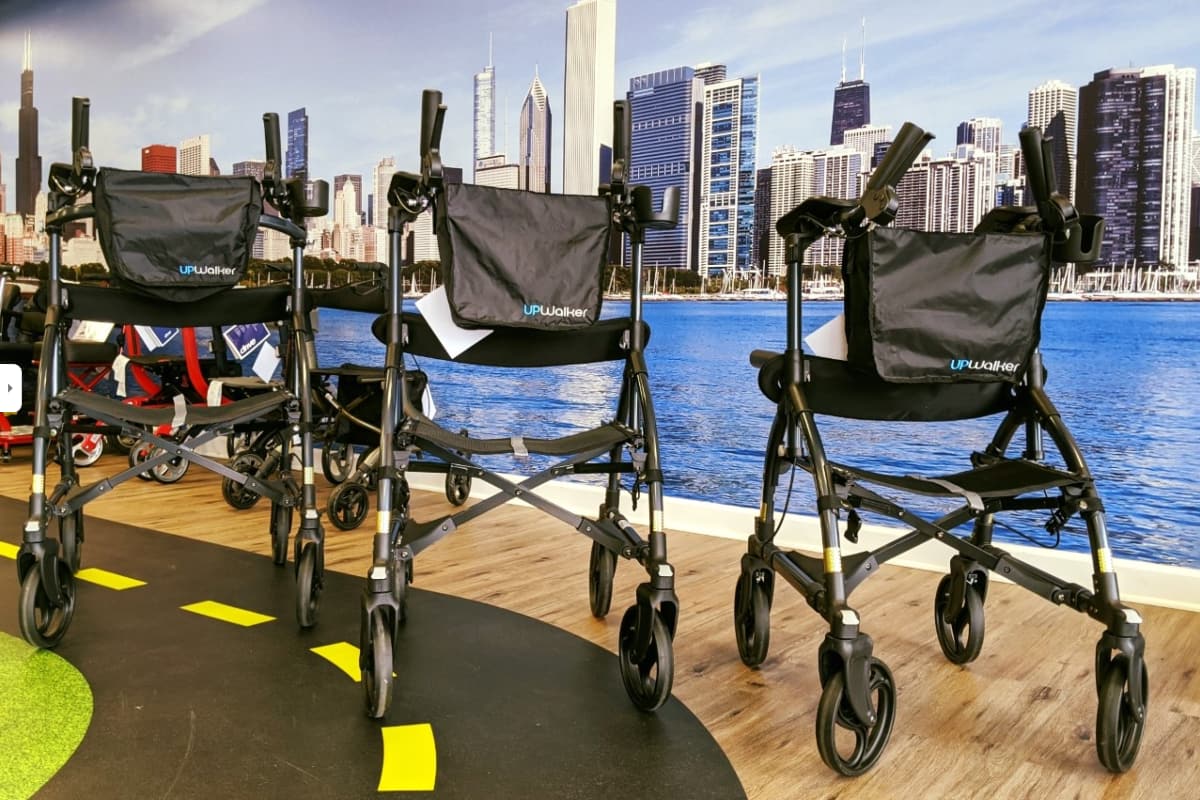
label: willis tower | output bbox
[16,32,42,218]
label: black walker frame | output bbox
[736,124,1148,776]
[15,98,331,648]
[357,91,681,718]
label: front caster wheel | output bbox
[362,611,394,719]
[222,452,264,510]
[445,470,471,506]
[1096,655,1148,772]
[18,562,76,648]
[734,571,772,667]
[270,502,293,566]
[328,481,370,531]
[150,447,189,484]
[588,542,616,618]
[295,542,322,628]
[815,658,897,776]
[933,573,985,664]
[617,605,673,712]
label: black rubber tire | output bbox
[222,453,265,510]
[270,502,293,566]
[129,440,155,481]
[362,611,394,720]
[18,562,76,649]
[734,571,771,667]
[151,449,189,484]
[588,541,617,618]
[295,541,321,629]
[322,441,354,485]
[328,482,370,531]
[933,573,986,665]
[444,471,471,506]
[617,605,674,712]
[815,658,897,776]
[1096,655,1148,772]
[60,511,84,574]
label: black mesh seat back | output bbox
[758,354,1015,421]
[436,183,611,330]
[374,313,646,367]
[65,284,290,327]
[843,227,1050,383]
[310,283,386,315]
[94,168,262,302]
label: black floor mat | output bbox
[0,497,744,799]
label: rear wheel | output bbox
[588,542,616,618]
[734,571,772,667]
[222,453,265,510]
[270,502,293,566]
[328,481,370,531]
[60,511,84,574]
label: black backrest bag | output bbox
[94,168,262,302]
[436,182,610,330]
[841,226,1051,383]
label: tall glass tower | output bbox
[829,22,870,146]
[1028,80,1078,202]
[1078,65,1196,267]
[286,107,309,183]
[474,38,496,181]
[626,66,703,270]
[699,72,759,275]
[519,69,552,193]
[563,0,616,195]
[16,32,41,218]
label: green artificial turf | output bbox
[0,632,92,799]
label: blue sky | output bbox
[1,0,1198,202]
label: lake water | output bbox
[315,300,1200,569]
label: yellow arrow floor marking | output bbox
[311,642,362,682]
[75,567,146,590]
[0,541,18,559]
[180,600,274,627]
[378,724,436,792]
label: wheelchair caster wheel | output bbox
[222,453,264,510]
[60,511,84,574]
[588,541,616,618]
[128,440,155,481]
[362,610,394,719]
[322,441,354,485]
[71,433,104,467]
[1096,655,1148,772]
[445,470,471,506]
[295,541,322,628]
[150,448,189,484]
[734,570,772,667]
[617,605,673,712]
[815,657,896,776]
[18,561,76,649]
[270,502,293,566]
[328,481,370,530]
[933,573,985,664]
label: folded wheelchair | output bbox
[15,98,331,647]
[737,124,1147,775]
[356,90,680,718]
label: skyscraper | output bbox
[829,21,870,146]
[141,144,177,173]
[286,108,309,182]
[1077,65,1196,267]
[475,154,520,188]
[893,147,997,234]
[519,69,552,193]
[753,167,772,271]
[16,32,42,218]
[842,124,892,166]
[563,0,616,195]
[334,175,363,221]
[698,72,759,274]
[178,135,212,176]
[373,157,395,228]
[1028,80,1078,201]
[626,66,703,270]
[956,117,1003,164]
[474,39,496,180]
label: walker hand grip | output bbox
[420,89,444,157]
[263,112,282,184]
[1020,127,1051,204]
[750,349,782,368]
[866,122,932,191]
[72,97,90,153]
[612,100,630,167]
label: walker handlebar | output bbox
[866,121,932,192]
[420,89,445,159]
[72,97,90,154]
[263,112,282,188]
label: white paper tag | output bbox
[415,286,493,359]
[251,344,281,382]
[804,313,848,361]
[69,320,115,343]
[112,353,130,397]
[207,379,224,407]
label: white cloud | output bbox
[110,0,269,71]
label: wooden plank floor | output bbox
[1,453,1197,799]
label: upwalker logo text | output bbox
[949,358,1020,375]
[178,264,238,277]
[523,303,590,320]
